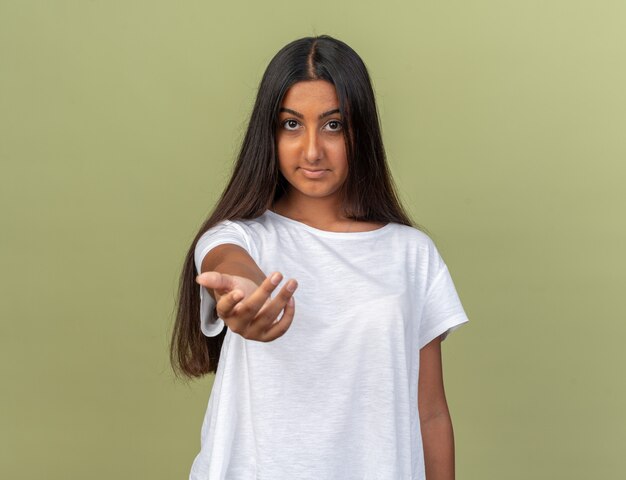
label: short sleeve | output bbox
[418,258,470,350]
[194,220,251,337]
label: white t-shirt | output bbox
[189,209,470,480]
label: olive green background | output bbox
[1,1,624,478]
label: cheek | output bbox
[277,139,297,164]
[277,156,289,178]
[329,141,348,171]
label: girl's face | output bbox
[276,80,348,207]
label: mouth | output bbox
[299,167,329,178]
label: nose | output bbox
[303,128,321,164]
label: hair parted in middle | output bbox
[171,35,425,379]
[211,34,415,224]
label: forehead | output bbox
[280,80,339,111]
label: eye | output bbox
[324,120,343,132]
[282,119,300,131]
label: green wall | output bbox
[1,1,625,478]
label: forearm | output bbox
[421,412,455,480]
[201,244,267,301]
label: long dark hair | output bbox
[170,35,428,380]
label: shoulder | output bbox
[388,223,448,278]
[234,212,278,239]
[197,218,251,246]
[390,223,436,249]
[194,218,257,273]
[196,212,279,254]
[199,212,274,239]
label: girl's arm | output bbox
[200,243,267,301]
[196,243,298,342]
[418,335,455,480]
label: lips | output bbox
[299,167,329,178]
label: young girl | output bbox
[171,35,470,480]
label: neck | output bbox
[272,191,348,226]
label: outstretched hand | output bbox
[195,271,298,342]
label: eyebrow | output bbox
[279,107,341,120]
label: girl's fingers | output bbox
[215,289,244,319]
[244,279,297,338]
[196,271,235,293]
[255,279,298,327]
[235,272,284,316]
[197,270,298,342]
[261,295,296,341]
